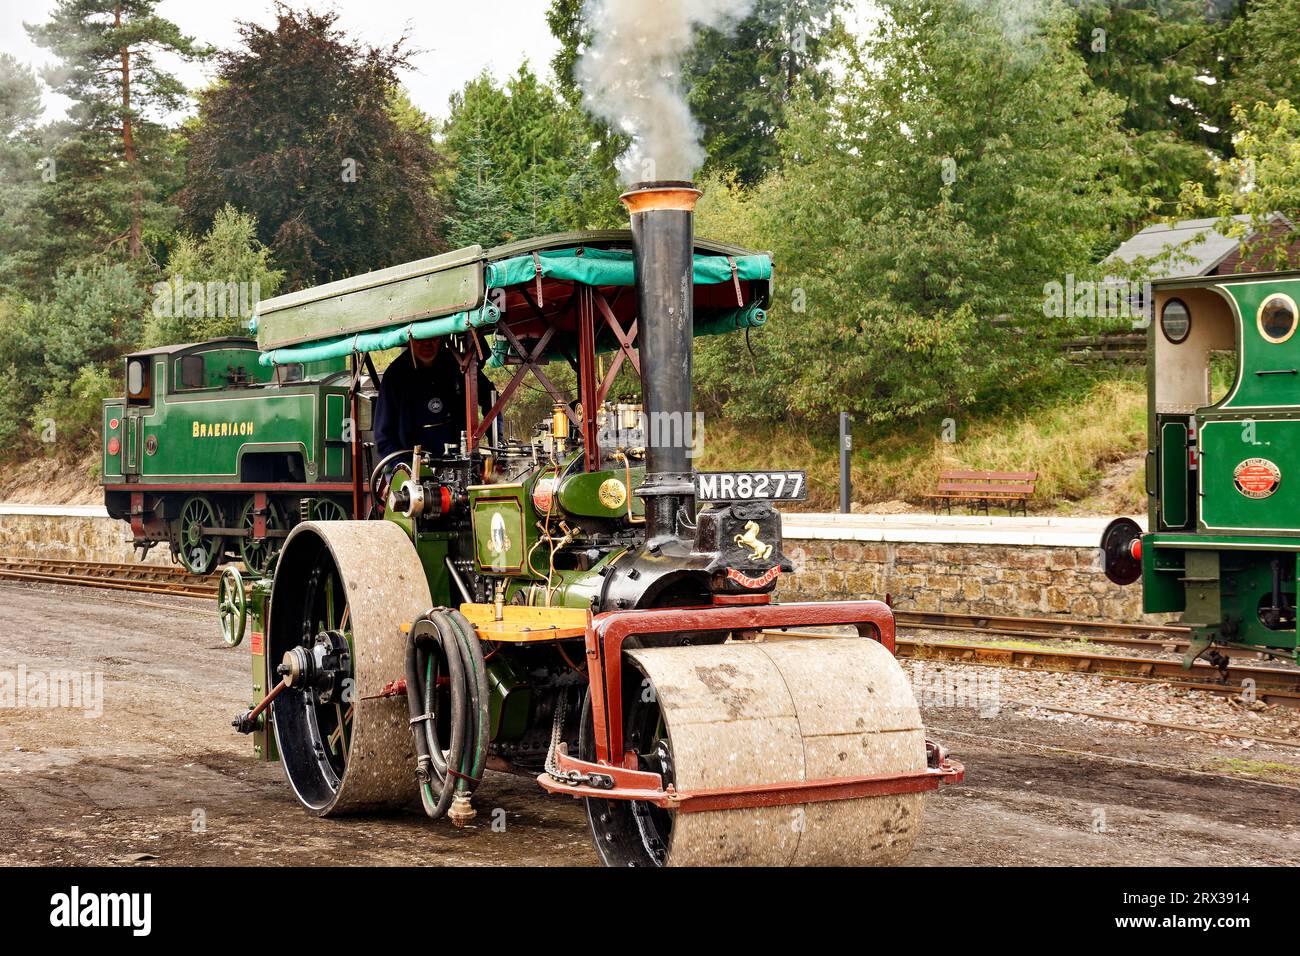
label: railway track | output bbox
[0,555,216,599]
[893,637,1300,707]
[4,555,1298,706]
[894,608,1202,651]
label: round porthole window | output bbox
[1160,298,1191,344]
[1257,293,1298,344]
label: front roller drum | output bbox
[582,637,930,867]
[267,520,432,815]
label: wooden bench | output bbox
[925,469,1037,516]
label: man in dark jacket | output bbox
[374,337,492,460]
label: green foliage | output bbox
[33,263,148,381]
[1072,0,1233,211]
[0,266,144,461]
[1229,0,1300,107]
[178,5,446,289]
[24,0,207,273]
[31,365,117,458]
[1178,100,1300,270]
[144,205,284,345]
[0,54,48,298]
[685,0,844,184]
[441,65,620,242]
[696,0,1139,428]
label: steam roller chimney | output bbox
[620,180,702,541]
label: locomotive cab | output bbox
[103,337,355,574]
[1106,272,1300,666]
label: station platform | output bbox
[0,504,1143,548]
[781,512,1145,548]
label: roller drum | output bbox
[625,636,925,866]
[269,520,432,815]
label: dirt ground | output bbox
[0,581,1297,867]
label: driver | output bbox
[374,336,492,461]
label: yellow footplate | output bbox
[458,603,589,643]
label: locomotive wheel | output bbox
[268,521,432,815]
[178,495,224,574]
[309,498,349,521]
[582,637,927,866]
[238,497,284,575]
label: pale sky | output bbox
[2,1,881,126]
[0,0,564,123]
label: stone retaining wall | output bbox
[0,514,170,566]
[0,513,1145,621]
[775,538,1146,622]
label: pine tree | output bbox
[26,0,207,266]
[1231,0,1300,107]
[0,54,47,297]
[1072,0,1242,209]
[444,124,527,248]
[441,65,618,233]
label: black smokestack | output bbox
[620,180,701,540]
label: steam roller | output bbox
[228,179,962,866]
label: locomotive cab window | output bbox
[1257,293,1298,344]
[1152,288,1237,416]
[126,358,150,403]
[1160,298,1191,344]
[177,354,206,390]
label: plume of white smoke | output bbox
[576,0,756,185]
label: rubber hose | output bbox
[405,613,467,819]
[431,608,486,794]
[446,609,490,789]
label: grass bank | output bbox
[698,375,1147,514]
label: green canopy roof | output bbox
[253,231,772,367]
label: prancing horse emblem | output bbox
[733,521,772,561]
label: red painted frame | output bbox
[535,598,964,810]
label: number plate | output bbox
[694,471,807,502]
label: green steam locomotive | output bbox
[1102,269,1300,670]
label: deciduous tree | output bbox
[179,5,446,289]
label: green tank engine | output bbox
[1102,270,1300,670]
[102,337,357,574]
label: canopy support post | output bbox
[578,287,601,472]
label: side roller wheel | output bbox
[268,520,433,815]
[582,637,927,867]
[218,567,247,647]
[178,495,224,575]
[238,496,284,575]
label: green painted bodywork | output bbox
[101,339,350,485]
[469,482,536,577]
[245,576,277,761]
[254,245,486,352]
[485,656,532,741]
[558,468,646,520]
[1143,271,1300,660]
